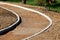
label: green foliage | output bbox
[26,0,37,5]
[6,0,21,2]
[35,0,46,6]
[57,0,60,3]
[1,0,60,13]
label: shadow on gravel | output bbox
[0,17,22,35]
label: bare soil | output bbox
[0,7,17,30]
[0,3,60,40]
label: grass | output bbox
[28,0,60,13]
[49,0,60,12]
[6,0,21,2]
[5,0,37,5]
[2,0,60,13]
[26,0,37,6]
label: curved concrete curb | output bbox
[0,6,20,35]
[0,2,52,40]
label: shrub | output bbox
[35,0,46,6]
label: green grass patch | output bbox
[2,0,60,13]
[6,0,21,2]
[26,0,37,6]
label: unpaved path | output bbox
[0,3,60,40]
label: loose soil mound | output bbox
[0,7,17,30]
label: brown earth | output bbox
[0,7,17,30]
[0,2,60,40]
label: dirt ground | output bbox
[0,3,60,40]
[0,7,17,30]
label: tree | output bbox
[22,0,27,4]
